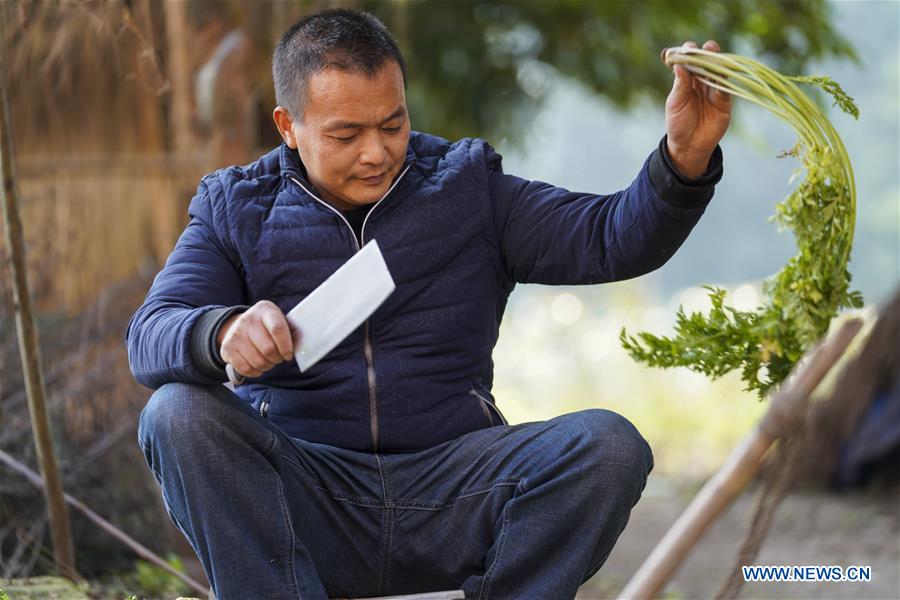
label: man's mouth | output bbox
[359,171,387,186]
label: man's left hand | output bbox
[664,40,732,179]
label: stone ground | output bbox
[577,475,900,599]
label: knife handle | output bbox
[226,363,246,387]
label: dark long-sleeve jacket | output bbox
[126,131,723,452]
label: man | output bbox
[128,8,730,600]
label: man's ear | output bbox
[273,106,298,148]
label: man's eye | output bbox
[333,134,357,142]
[383,126,402,133]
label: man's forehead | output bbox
[305,63,404,101]
[302,64,407,127]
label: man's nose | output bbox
[358,130,388,166]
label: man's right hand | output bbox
[218,300,297,378]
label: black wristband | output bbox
[190,305,249,380]
[648,135,724,209]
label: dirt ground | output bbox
[4,476,896,600]
[577,475,900,600]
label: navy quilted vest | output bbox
[232,134,509,451]
[127,130,719,452]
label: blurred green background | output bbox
[482,0,899,477]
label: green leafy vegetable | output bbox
[620,48,862,398]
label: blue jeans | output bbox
[137,383,653,599]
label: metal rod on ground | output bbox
[0,11,77,581]
[618,317,863,600]
[0,448,211,598]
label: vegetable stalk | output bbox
[620,47,861,397]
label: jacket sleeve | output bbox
[125,176,248,389]
[488,135,723,285]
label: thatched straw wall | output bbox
[1,0,320,313]
[14,153,202,312]
[4,0,186,312]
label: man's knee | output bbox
[575,408,654,480]
[138,382,227,451]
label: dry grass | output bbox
[12,153,203,314]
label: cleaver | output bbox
[226,240,395,385]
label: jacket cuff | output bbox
[648,135,724,209]
[190,305,249,380]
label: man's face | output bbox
[274,61,410,211]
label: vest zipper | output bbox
[470,388,508,426]
[288,164,411,452]
[362,320,379,450]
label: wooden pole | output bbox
[618,317,863,600]
[126,0,166,154]
[163,0,193,154]
[0,9,77,581]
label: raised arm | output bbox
[488,138,723,285]
[489,39,731,286]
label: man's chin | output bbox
[324,178,394,210]
[347,181,391,205]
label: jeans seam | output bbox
[255,418,303,600]
[392,480,521,510]
[457,479,521,499]
[281,447,388,509]
[273,465,303,599]
[282,456,384,506]
[266,426,305,597]
[159,485,215,597]
[263,430,279,459]
[281,455,319,481]
[478,481,522,600]
[318,493,384,508]
[375,454,393,595]
[581,532,606,584]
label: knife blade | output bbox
[225,240,395,385]
[287,239,395,372]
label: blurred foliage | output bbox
[0,577,90,599]
[125,554,190,599]
[3,0,855,152]
[361,0,856,143]
[492,281,770,476]
[72,554,192,600]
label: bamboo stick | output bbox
[164,0,193,155]
[0,449,210,598]
[0,10,77,582]
[618,317,863,600]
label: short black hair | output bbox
[273,8,407,118]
